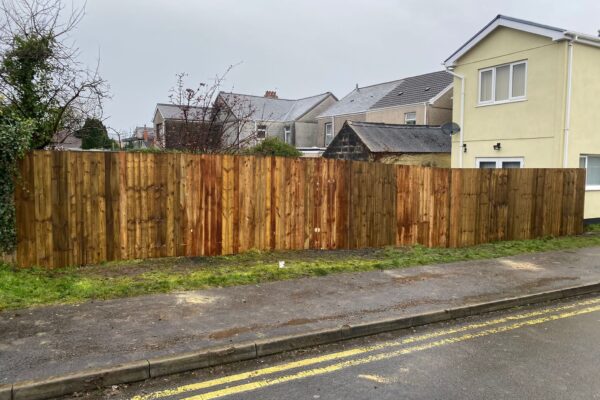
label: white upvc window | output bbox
[479,61,527,105]
[580,155,600,190]
[284,126,292,144]
[256,124,267,139]
[476,157,524,169]
[324,122,333,145]
[404,112,417,125]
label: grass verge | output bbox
[2,230,600,310]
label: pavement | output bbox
[2,246,600,397]
[101,294,600,400]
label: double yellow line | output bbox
[134,298,600,400]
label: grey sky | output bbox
[71,0,600,134]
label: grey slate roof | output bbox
[318,71,452,118]
[219,92,333,122]
[156,103,210,120]
[317,80,400,118]
[347,121,450,153]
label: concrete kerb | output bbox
[11,360,150,400]
[6,282,600,400]
[148,343,257,378]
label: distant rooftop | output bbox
[155,103,211,120]
[318,71,452,118]
[219,91,334,122]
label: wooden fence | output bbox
[13,151,586,268]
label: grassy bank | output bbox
[2,231,600,310]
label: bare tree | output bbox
[0,0,109,148]
[160,66,259,153]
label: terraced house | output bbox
[444,15,600,220]
[216,90,337,155]
[316,71,453,147]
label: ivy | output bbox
[0,116,33,253]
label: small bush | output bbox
[245,137,301,158]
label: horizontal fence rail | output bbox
[14,151,585,268]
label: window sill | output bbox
[476,98,527,108]
[585,186,600,192]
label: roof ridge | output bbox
[220,91,332,102]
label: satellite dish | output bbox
[441,122,461,136]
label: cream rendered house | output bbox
[444,15,600,220]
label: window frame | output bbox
[478,60,528,106]
[476,157,524,169]
[580,155,600,191]
[256,124,267,140]
[324,122,333,145]
[404,112,417,125]
[284,126,292,144]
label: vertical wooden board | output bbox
[474,169,491,245]
[15,153,33,267]
[33,152,54,267]
[116,152,128,260]
[147,153,158,258]
[156,154,168,258]
[213,155,224,255]
[104,152,120,261]
[560,169,576,236]
[50,151,67,268]
[574,169,586,234]
[220,155,234,255]
[303,158,315,249]
[175,153,186,256]
[531,169,546,238]
[431,168,450,248]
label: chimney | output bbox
[264,90,278,99]
[143,125,148,142]
[355,83,359,92]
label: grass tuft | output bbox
[2,228,600,311]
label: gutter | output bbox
[444,69,465,168]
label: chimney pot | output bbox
[264,90,278,99]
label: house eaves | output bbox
[444,14,600,67]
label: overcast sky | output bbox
[71,0,600,134]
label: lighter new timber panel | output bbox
[14,151,585,268]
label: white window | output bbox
[256,124,267,139]
[284,126,292,144]
[580,155,600,190]
[476,157,524,169]
[404,112,417,125]
[324,122,333,145]
[479,61,527,105]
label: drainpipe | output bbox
[445,69,465,168]
[563,38,575,168]
[424,102,428,125]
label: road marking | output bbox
[358,374,393,384]
[133,297,600,400]
[180,304,600,400]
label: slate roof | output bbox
[317,80,401,118]
[318,71,452,118]
[49,131,82,150]
[346,121,450,153]
[156,103,210,120]
[219,92,334,122]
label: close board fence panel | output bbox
[13,151,586,268]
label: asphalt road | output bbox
[78,294,600,400]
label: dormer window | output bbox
[479,61,527,105]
